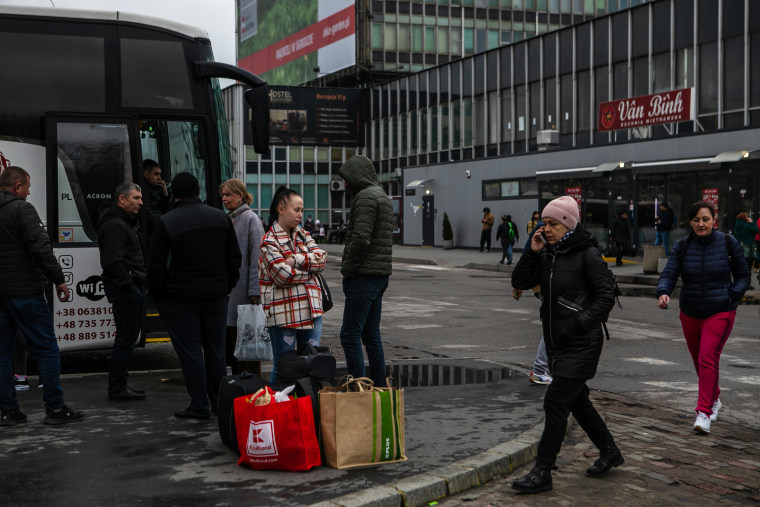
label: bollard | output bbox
[643,245,666,273]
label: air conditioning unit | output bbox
[537,130,559,151]
[331,180,345,192]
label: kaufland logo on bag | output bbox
[247,420,278,457]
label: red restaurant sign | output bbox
[598,88,694,132]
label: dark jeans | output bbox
[340,276,389,388]
[536,376,614,469]
[103,283,145,394]
[0,294,64,411]
[615,241,628,265]
[479,230,492,251]
[158,297,228,414]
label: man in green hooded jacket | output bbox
[337,156,394,388]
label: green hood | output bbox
[338,155,377,193]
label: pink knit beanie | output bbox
[541,196,580,230]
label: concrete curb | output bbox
[309,418,576,507]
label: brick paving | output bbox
[441,392,760,506]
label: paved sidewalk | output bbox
[440,391,760,506]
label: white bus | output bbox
[0,6,269,351]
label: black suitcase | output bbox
[217,371,269,454]
[277,344,336,385]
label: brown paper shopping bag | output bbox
[319,377,406,469]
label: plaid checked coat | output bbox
[259,222,327,329]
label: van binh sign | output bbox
[598,88,694,132]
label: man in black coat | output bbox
[0,166,83,426]
[610,210,631,266]
[147,172,242,419]
[98,182,147,401]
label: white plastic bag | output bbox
[234,304,273,361]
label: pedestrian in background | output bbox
[259,186,326,386]
[657,201,750,434]
[478,207,494,253]
[511,195,619,493]
[0,166,83,426]
[337,156,394,388]
[526,210,540,236]
[148,172,242,420]
[220,178,265,376]
[610,210,631,266]
[98,182,147,401]
[655,201,675,255]
[496,214,518,265]
[733,212,758,276]
[755,214,760,272]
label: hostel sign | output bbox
[598,88,694,132]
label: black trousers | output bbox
[103,283,145,394]
[535,376,614,469]
[479,230,492,251]
[159,297,228,413]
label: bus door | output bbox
[136,117,212,342]
[46,117,141,352]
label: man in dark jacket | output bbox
[0,166,83,426]
[98,182,147,401]
[610,210,631,266]
[338,156,394,388]
[141,159,169,246]
[147,172,242,419]
[655,201,674,255]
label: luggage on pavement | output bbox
[217,371,269,454]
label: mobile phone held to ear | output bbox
[539,231,548,244]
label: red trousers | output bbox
[679,311,735,415]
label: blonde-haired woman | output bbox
[220,178,265,375]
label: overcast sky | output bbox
[0,0,237,66]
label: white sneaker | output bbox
[694,412,711,434]
[529,371,553,385]
[710,399,722,422]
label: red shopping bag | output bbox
[234,388,321,471]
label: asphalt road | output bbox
[57,260,760,431]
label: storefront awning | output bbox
[593,161,628,173]
[709,150,754,163]
[535,166,596,180]
[406,178,435,188]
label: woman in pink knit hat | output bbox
[510,195,621,494]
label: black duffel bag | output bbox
[277,344,336,386]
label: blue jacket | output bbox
[657,230,750,319]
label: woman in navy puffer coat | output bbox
[657,201,750,435]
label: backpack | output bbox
[507,222,515,241]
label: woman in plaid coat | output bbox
[259,186,327,385]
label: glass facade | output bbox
[369,0,760,177]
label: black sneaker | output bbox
[1,408,28,426]
[44,404,84,425]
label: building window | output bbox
[372,23,384,49]
[482,178,538,200]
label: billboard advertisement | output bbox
[237,0,356,86]
[598,88,695,132]
[244,86,365,147]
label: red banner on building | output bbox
[237,5,355,76]
[702,188,719,229]
[566,187,582,210]
[598,88,694,132]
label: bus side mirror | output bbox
[244,86,270,155]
